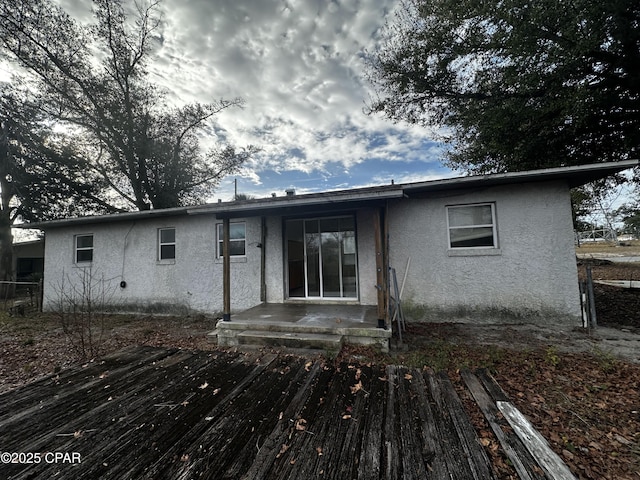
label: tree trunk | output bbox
[0,214,14,299]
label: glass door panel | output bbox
[341,216,357,297]
[304,220,320,297]
[286,216,357,299]
[320,218,341,297]
[287,220,305,297]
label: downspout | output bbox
[120,221,136,288]
[260,216,266,303]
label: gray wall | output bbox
[387,181,582,324]
[41,180,582,324]
[42,215,263,314]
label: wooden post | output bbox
[222,217,231,321]
[586,265,597,329]
[260,216,266,303]
[374,208,386,328]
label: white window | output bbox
[158,228,176,260]
[216,222,246,257]
[75,234,94,263]
[447,203,497,249]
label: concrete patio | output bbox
[210,303,392,351]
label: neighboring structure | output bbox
[19,161,637,326]
[13,239,44,282]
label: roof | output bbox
[17,160,638,229]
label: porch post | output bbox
[374,208,386,328]
[222,217,231,321]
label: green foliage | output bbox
[544,346,560,367]
[616,204,640,238]
[0,84,113,222]
[367,0,640,174]
[591,345,618,373]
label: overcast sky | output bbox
[49,0,455,200]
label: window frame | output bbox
[446,203,498,250]
[216,222,246,258]
[158,227,176,262]
[74,234,94,264]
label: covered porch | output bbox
[211,303,392,352]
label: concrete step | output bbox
[215,319,390,338]
[236,330,343,350]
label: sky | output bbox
[50,0,455,201]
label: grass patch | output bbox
[544,346,560,367]
[591,345,618,373]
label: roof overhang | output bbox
[16,160,637,229]
[401,160,639,194]
[188,187,405,218]
[15,205,194,229]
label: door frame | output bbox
[284,215,359,301]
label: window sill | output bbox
[447,248,502,257]
[214,257,248,264]
[157,259,176,265]
[73,263,93,268]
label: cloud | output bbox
[55,0,449,193]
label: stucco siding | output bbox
[356,208,379,306]
[387,181,581,324]
[265,216,285,303]
[42,215,263,314]
[39,180,582,323]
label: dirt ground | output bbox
[1,258,639,479]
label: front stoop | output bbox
[210,320,391,352]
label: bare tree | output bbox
[0,0,257,211]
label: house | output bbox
[13,239,44,282]
[20,161,637,335]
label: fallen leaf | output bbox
[199,381,208,389]
[316,446,323,456]
[350,380,363,394]
[342,414,352,420]
[212,388,221,395]
[404,373,413,380]
[305,361,313,371]
[614,434,631,445]
[295,418,307,431]
[277,444,289,458]
[589,441,603,450]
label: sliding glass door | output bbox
[286,216,357,299]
